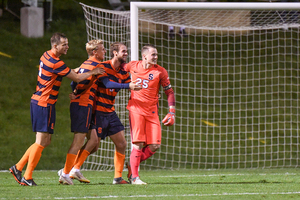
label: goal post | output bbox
[80,2,300,171]
[130,2,300,60]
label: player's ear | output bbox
[113,50,118,57]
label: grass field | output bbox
[1,168,300,199]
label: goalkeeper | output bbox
[123,44,176,184]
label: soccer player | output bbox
[65,42,136,185]
[59,40,141,185]
[9,32,105,186]
[123,44,176,184]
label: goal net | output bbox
[80,2,300,170]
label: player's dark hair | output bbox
[110,42,125,58]
[51,32,67,46]
[141,44,156,55]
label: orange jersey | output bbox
[124,61,171,116]
[71,57,106,107]
[31,50,71,107]
[94,60,131,114]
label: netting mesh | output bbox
[80,2,300,170]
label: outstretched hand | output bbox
[129,80,142,91]
[162,107,175,126]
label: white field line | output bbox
[1,192,300,199]
[158,173,298,177]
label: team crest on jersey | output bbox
[148,74,154,80]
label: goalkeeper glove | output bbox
[162,107,175,126]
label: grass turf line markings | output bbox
[1,191,300,199]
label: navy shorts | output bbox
[70,102,93,133]
[94,111,124,139]
[30,101,56,134]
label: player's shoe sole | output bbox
[113,177,129,184]
[20,177,37,186]
[9,165,22,184]
[70,171,90,183]
[132,177,147,185]
[59,175,74,185]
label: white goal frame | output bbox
[130,2,300,60]
[80,2,300,171]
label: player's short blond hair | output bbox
[86,40,104,56]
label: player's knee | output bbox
[116,140,127,151]
[149,144,160,152]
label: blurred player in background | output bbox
[59,42,141,185]
[9,32,105,186]
[168,0,188,39]
[123,44,176,184]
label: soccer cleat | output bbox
[9,165,22,184]
[57,168,63,177]
[126,162,132,183]
[70,171,90,183]
[59,175,74,185]
[132,177,147,185]
[178,29,187,38]
[20,177,37,186]
[169,29,175,39]
[113,177,129,184]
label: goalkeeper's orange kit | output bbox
[123,60,174,144]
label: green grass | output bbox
[1,168,300,199]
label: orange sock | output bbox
[16,143,35,171]
[63,153,77,174]
[73,150,90,170]
[73,149,83,168]
[23,143,44,180]
[114,151,125,178]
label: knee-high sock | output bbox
[72,149,83,169]
[141,146,155,162]
[114,151,125,178]
[73,150,90,170]
[63,153,77,174]
[23,143,44,180]
[130,148,142,178]
[16,143,35,171]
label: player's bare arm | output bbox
[67,67,105,82]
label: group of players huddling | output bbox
[9,32,175,186]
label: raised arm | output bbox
[66,67,105,82]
